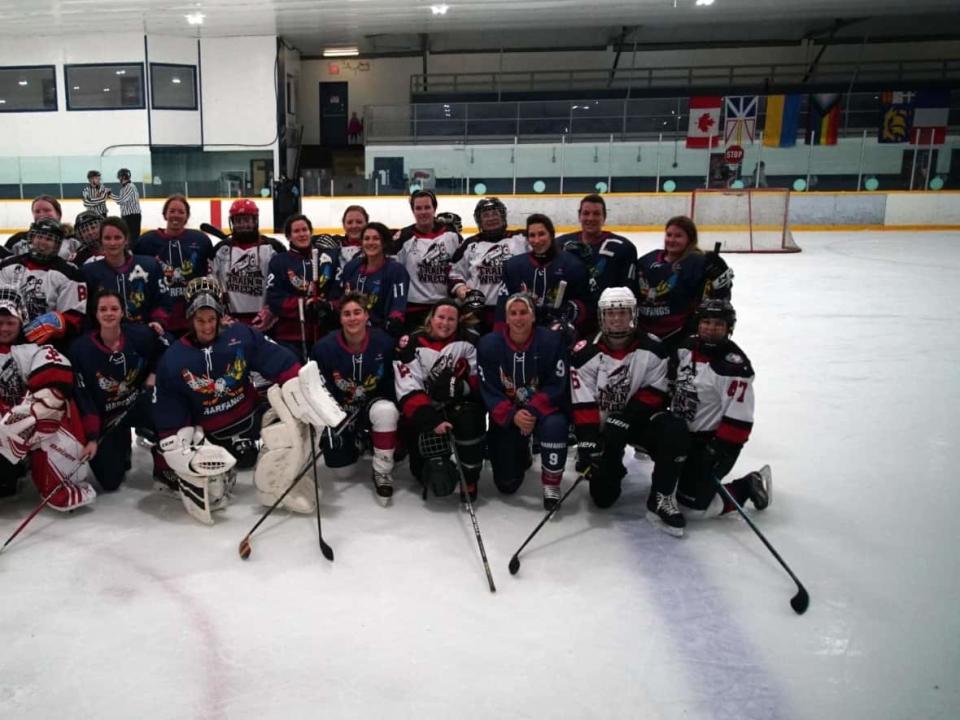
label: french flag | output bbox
[910,90,949,145]
[686,96,722,149]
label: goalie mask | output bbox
[695,298,736,346]
[185,276,225,318]
[229,199,260,242]
[74,211,103,246]
[598,287,637,340]
[28,218,65,261]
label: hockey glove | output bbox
[24,312,67,344]
[704,438,741,481]
[430,368,468,403]
[703,252,734,290]
[384,316,405,338]
[313,233,339,251]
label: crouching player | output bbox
[670,299,770,521]
[478,292,569,510]
[0,288,96,510]
[394,300,484,502]
[154,277,345,524]
[570,287,688,536]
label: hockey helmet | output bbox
[0,286,24,322]
[228,199,259,237]
[87,169,101,181]
[598,287,637,339]
[473,197,507,230]
[695,298,736,343]
[435,211,462,234]
[417,432,459,498]
[28,217,65,260]
[461,288,486,316]
[74,211,104,244]
[185,276,225,318]
[117,168,131,182]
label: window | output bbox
[151,63,198,111]
[66,63,144,110]
[0,66,57,112]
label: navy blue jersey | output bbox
[556,230,637,300]
[82,254,170,325]
[477,327,568,428]
[497,249,590,328]
[339,256,409,328]
[69,322,165,442]
[154,324,300,438]
[310,328,395,413]
[134,229,214,334]
[265,246,339,344]
[636,250,732,340]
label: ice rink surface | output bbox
[1,231,958,720]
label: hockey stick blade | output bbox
[713,478,809,616]
[200,222,229,241]
[508,474,585,576]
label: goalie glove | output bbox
[281,361,348,430]
[24,312,67,344]
[0,404,38,463]
[159,427,237,525]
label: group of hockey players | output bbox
[0,188,771,538]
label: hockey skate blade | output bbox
[758,464,773,509]
[646,511,684,538]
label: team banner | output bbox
[686,96,723,149]
[878,91,915,144]
[910,90,949,145]
[724,96,758,145]
[762,95,801,147]
[806,94,841,145]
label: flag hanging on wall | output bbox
[806,94,841,145]
[879,91,916,143]
[686,96,722,149]
[910,90,949,145]
[724,96,758,145]
[762,94,801,147]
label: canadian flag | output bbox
[687,96,722,149]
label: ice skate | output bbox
[646,491,685,537]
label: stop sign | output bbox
[725,145,745,164]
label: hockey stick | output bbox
[0,481,64,555]
[300,297,334,562]
[713,478,810,615]
[447,433,496,593]
[199,222,229,242]
[507,474,586,576]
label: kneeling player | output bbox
[478,293,569,510]
[571,287,688,536]
[311,293,399,503]
[394,300,484,501]
[670,299,770,521]
[155,277,344,524]
[0,288,96,510]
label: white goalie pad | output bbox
[281,361,347,430]
[30,388,67,434]
[255,385,315,514]
[0,405,38,463]
[160,426,238,525]
[175,470,236,526]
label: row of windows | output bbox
[0,63,197,112]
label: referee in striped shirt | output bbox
[110,168,142,241]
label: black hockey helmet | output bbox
[695,298,736,336]
[117,168,131,182]
[28,217,65,260]
[473,197,507,229]
[435,211,462,234]
[417,432,458,498]
[461,289,485,316]
[74,211,103,243]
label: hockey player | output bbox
[3,195,66,259]
[70,289,166,491]
[448,197,529,332]
[0,218,87,348]
[394,190,462,328]
[670,299,770,521]
[636,216,732,349]
[570,287,688,536]
[324,205,369,272]
[340,222,409,336]
[134,195,215,336]
[556,194,637,334]
[265,213,338,360]
[210,199,285,328]
[478,293,570,510]
[154,277,344,524]
[65,210,105,266]
[82,217,169,331]
[310,292,399,503]
[394,300,484,502]
[498,214,589,336]
[0,287,96,510]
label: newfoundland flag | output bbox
[806,94,841,145]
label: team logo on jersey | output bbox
[475,243,512,285]
[0,356,27,408]
[497,368,539,406]
[158,252,197,296]
[226,251,265,297]
[670,362,700,422]
[416,242,450,285]
[597,364,631,412]
[725,352,744,364]
[330,366,382,409]
[19,275,46,321]
[96,360,143,413]
[426,353,470,396]
[181,349,248,412]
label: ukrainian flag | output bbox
[763,95,801,147]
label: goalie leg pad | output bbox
[254,385,315,514]
[33,421,96,512]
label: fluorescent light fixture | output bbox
[431,4,450,15]
[115,69,126,75]
[103,88,110,92]
[73,85,80,90]
[18,80,28,86]
[0,99,6,104]
[185,12,205,25]
[172,77,182,84]
[323,47,359,57]
[695,0,714,5]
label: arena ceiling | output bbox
[2,0,959,55]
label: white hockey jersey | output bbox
[0,342,74,412]
[449,231,529,307]
[394,227,462,305]
[211,237,285,321]
[0,256,87,334]
[670,337,755,446]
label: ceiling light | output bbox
[323,47,359,57]
[115,69,126,75]
[172,77,182,84]
[185,12,205,25]
[103,88,110,92]
[73,85,80,90]
[0,100,6,104]
[18,80,28,86]
[431,4,450,15]
[695,0,714,5]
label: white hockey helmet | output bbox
[597,287,637,339]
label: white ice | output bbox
[1,231,958,720]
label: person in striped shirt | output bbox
[82,170,109,217]
[110,168,141,241]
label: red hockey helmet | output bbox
[229,199,259,219]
